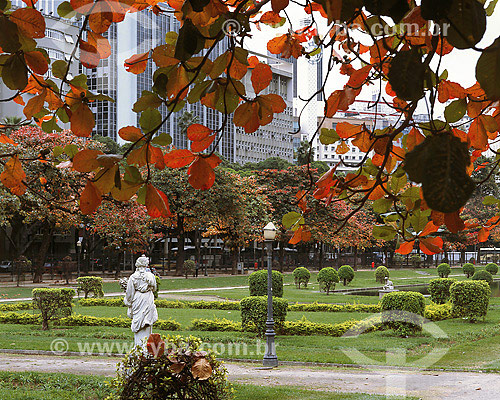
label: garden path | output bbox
[0,353,497,400]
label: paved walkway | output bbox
[0,353,497,399]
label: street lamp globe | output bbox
[263,222,277,241]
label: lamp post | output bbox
[76,240,82,278]
[204,242,208,276]
[263,222,278,367]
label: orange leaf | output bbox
[234,102,260,133]
[124,52,149,74]
[88,31,111,59]
[405,128,425,152]
[267,33,302,58]
[164,149,196,168]
[152,44,178,68]
[79,40,100,69]
[0,155,26,195]
[188,157,215,190]
[70,0,93,14]
[437,80,466,103]
[260,11,283,25]
[205,153,222,169]
[80,181,102,215]
[336,122,363,139]
[247,55,259,68]
[396,240,415,255]
[468,118,488,151]
[420,221,440,237]
[346,65,372,88]
[10,8,45,38]
[165,65,189,100]
[0,134,17,146]
[227,57,248,80]
[13,95,25,106]
[119,126,143,142]
[70,103,95,137]
[187,124,211,141]
[24,51,48,75]
[146,184,171,218]
[419,237,443,255]
[289,226,304,245]
[191,135,215,152]
[478,227,490,242]
[444,211,465,234]
[251,63,273,94]
[127,144,149,167]
[89,7,113,34]
[146,333,165,358]
[23,89,46,120]
[336,141,350,154]
[325,88,357,117]
[73,149,104,172]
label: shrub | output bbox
[437,263,451,278]
[153,275,161,299]
[424,302,453,321]
[106,334,231,400]
[450,280,491,321]
[472,270,493,283]
[463,263,475,278]
[183,260,195,278]
[0,302,33,312]
[240,296,288,334]
[191,318,241,332]
[375,266,389,283]
[428,278,457,304]
[248,270,283,297]
[317,267,339,294]
[410,254,422,267]
[292,267,310,289]
[79,298,241,310]
[76,276,104,299]
[338,265,355,286]
[288,302,380,313]
[485,263,499,275]
[380,291,425,336]
[32,288,74,330]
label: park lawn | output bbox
[0,371,415,400]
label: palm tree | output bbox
[296,140,314,165]
[1,116,23,134]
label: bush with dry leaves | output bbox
[106,334,231,400]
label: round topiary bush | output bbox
[292,267,311,289]
[106,334,232,399]
[380,291,426,336]
[338,265,355,286]
[317,267,339,295]
[183,260,195,278]
[249,270,284,297]
[240,296,288,334]
[450,280,491,321]
[375,266,389,283]
[463,263,475,278]
[485,263,498,275]
[472,270,493,283]
[428,278,456,304]
[437,263,451,278]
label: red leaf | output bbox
[11,8,45,38]
[145,184,171,218]
[251,63,273,94]
[72,149,104,172]
[271,0,289,13]
[24,51,49,75]
[80,181,102,215]
[164,149,196,168]
[419,237,443,255]
[188,157,215,190]
[125,52,149,74]
[70,103,95,137]
[444,211,465,234]
[191,135,215,152]
[119,126,143,142]
[146,333,165,357]
[396,240,415,255]
[478,227,490,242]
[187,124,211,141]
[346,65,372,88]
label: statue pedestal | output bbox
[379,289,398,299]
[134,325,152,348]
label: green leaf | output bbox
[410,209,431,233]
[476,37,500,100]
[403,132,475,213]
[444,98,467,123]
[136,184,147,205]
[364,0,409,22]
[53,146,64,158]
[188,80,213,104]
[152,132,172,146]
[2,55,27,91]
[372,225,397,241]
[56,107,70,124]
[64,144,78,158]
[0,16,21,53]
[282,211,304,231]
[165,32,178,45]
[52,60,68,80]
[57,1,76,18]
[390,173,407,194]
[319,128,340,145]
[445,0,486,49]
[187,0,210,12]
[421,0,453,20]
[166,100,186,113]
[387,49,426,102]
[486,0,499,15]
[234,47,249,66]
[483,195,500,205]
[373,198,392,214]
[70,74,88,89]
[86,93,115,102]
[139,109,162,134]
[174,19,204,62]
[133,91,163,113]
[124,166,143,184]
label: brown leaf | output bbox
[191,358,212,380]
[80,180,102,214]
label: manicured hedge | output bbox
[463,263,475,278]
[292,267,311,289]
[288,302,381,313]
[380,291,425,336]
[472,270,493,283]
[191,318,241,332]
[248,270,284,297]
[79,298,241,310]
[437,263,451,278]
[450,280,491,321]
[424,302,453,321]
[32,288,75,330]
[76,276,104,298]
[428,278,456,304]
[240,296,288,334]
[0,302,33,312]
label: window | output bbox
[45,28,64,41]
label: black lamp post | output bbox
[263,222,278,367]
[76,240,82,278]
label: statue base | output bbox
[379,289,398,299]
[134,325,152,348]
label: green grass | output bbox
[0,371,415,399]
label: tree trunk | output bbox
[353,246,358,270]
[175,216,185,276]
[231,247,238,275]
[33,223,54,283]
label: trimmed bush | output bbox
[437,263,451,278]
[428,278,457,304]
[0,302,33,312]
[472,270,493,283]
[76,276,104,299]
[288,302,380,313]
[338,265,355,286]
[450,280,491,321]
[380,291,425,336]
[485,263,498,275]
[317,267,339,294]
[106,335,231,400]
[375,266,389,283]
[248,270,283,297]
[191,318,241,332]
[79,298,241,310]
[424,302,453,321]
[32,288,74,330]
[463,263,475,278]
[292,267,311,289]
[240,296,288,334]
[183,260,195,278]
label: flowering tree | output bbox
[2,1,500,255]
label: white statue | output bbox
[383,277,394,290]
[124,255,158,347]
